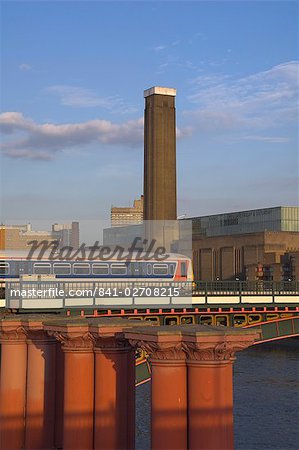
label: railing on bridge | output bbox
[2,280,299,310]
[193,280,299,295]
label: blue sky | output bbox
[1,0,298,224]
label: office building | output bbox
[111,196,143,227]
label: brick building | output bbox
[0,222,79,251]
[190,207,299,281]
[193,231,299,281]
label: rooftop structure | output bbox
[188,206,299,238]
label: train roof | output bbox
[0,250,191,261]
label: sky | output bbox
[0,0,298,226]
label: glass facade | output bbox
[281,207,299,232]
[189,207,299,237]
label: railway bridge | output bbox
[2,281,298,341]
[2,279,298,386]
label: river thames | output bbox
[136,339,299,450]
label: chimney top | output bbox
[144,86,176,98]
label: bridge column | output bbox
[126,328,187,450]
[93,335,133,450]
[23,319,56,450]
[126,325,260,450]
[182,327,260,450]
[90,318,152,450]
[54,341,64,450]
[44,321,95,450]
[0,319,27,450]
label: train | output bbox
[0,251,193,283]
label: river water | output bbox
[136,339,299,450]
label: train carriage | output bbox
[0,251,193,285]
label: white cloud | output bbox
[176,126,193,139]
[0,113,144,160]
[0,112,35,133]
[19,63,32,71]
[46,85,138,113]
[154,45,166,52]
[157,58,199,74]
[0,112,190,161]
[153,39,180,52]
[186,61,299,133]
[4,149,53,161]
[194,32,206,40]
[231,135,290,144]
[47,85,114,107]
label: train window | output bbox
[53,263,71,275]
[138,263,146,276]
[199,315,213,325]
[33,263,51,275]
[147,264,153,275]
[92,263,109,275]
[73,263,90,275]
[181,262,187,277]
[110,264,127,275]
[153,264,168,275]
[0,262,9,275]
[169,264,175,275]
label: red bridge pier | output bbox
[125,326,259,450]
[0,316,259,450]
